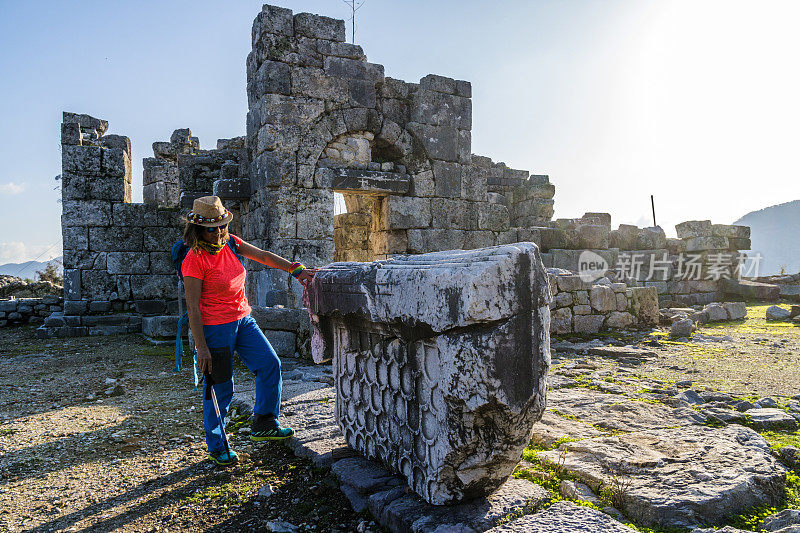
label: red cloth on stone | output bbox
[181,234,252,325]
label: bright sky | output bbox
[1,0,798,264]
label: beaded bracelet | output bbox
[289,261,306,278]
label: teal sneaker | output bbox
[251,426,295,442]
[208,449,238,466]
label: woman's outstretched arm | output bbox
[236,239,316,285]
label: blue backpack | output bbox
[170,237,245,383]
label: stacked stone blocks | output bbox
[547,270,659,334]
[0,296,62,328]
[56,113,189,337]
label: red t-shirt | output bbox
[181,234,252,325]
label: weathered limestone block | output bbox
[407,122,459,163]
[320,167,410,195]
[551,307,573,333]
[306,244,551,504]
[589,285,617,312]
[380,195,432,229]
[605,311,635,329]
[213,177,251,199]
[579,224,609,249]
[727,237,751,250]
[537,425,786,530]
[722,301,747,320]
[411,89,472,130]
[719,279,780,301]
[636,226,667,250]
[419,74,457,95]
[486,501,638,532]
[685,235,729,252]
[712,224,750,239]
[676,220,712,239]
[406,228,466,254]
[294,12,346,42]
[573,314,605,334]
[628,286,659,326]
[611,224,640,250]
[63,112,109,136]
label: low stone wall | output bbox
[0,296,62,327]
[547,269,659,334]
[753,273,799,302]
[531,215,751,309]
[251,305,311,358]
[38,311,143,339]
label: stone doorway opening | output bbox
[334,193,377,262]
[318,130,411,262]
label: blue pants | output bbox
[201,314,282,453]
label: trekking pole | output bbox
[206,378,231,456]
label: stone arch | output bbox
[295,106,433,187]
[291,107,436,262]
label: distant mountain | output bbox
[735,200,800,276]
[0,256,63,280]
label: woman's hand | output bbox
[296,268,317,287]
[197,345,213,375]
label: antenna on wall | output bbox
[341,0,366,43]
[651,194,657,227]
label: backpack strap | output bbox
[227,236,245,266]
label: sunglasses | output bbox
[205,224,228,233]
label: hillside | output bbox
[0,256,63,280]
[735,200,800,276]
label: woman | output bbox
[181,196,316,466]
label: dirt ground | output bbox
[0,328,372,533]
[1,303,798,533]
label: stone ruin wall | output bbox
[242,4,555,310]
[45,4,757,340]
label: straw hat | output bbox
[187,196,233,227]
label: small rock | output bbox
[257,484,275,498]
[766,305,791,321]
[264,521,299,533]
[745,408,799,431]
[757,397,777,408]
[734,400,755,412]
[691,527,749,533]
[282,370,303,381]
[559,479,601,505]
[704,303,728,322]
[778,446,800,471]
[670,318,694,339]
[104,378,117,385]
[761,508,800,532]
[700,392,733,403]
[674,390,705,405]
[676,380,693,388]
[356,520,368,533]
[702,407,748,425]
[602,506,627,522]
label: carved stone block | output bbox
[306,244,551,504]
